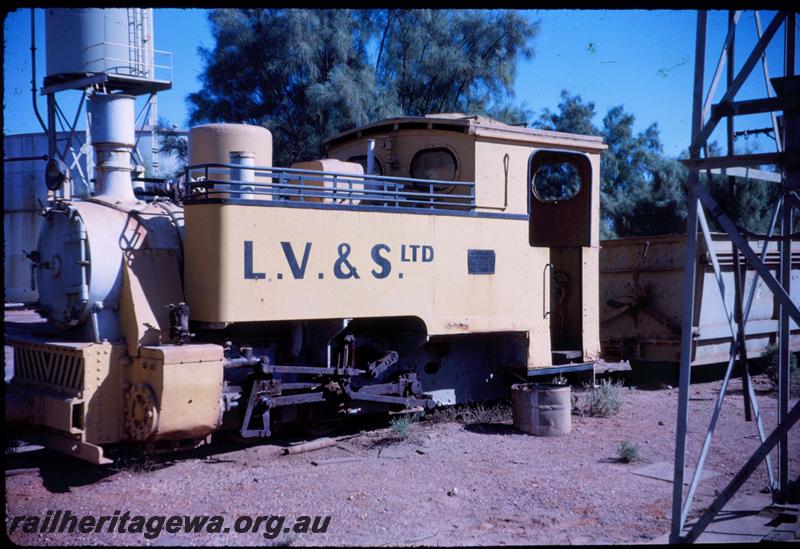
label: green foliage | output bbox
[533,162,582,202]
[367,10,538,119]
[581,379,624,418]
[189,9,538,167]
[459,401,510,425]
[191,12,784,237]
[704,172,782,236]
[428,401,510,425]
[693,140,783,235]
[389,412,422,439]
[600,105,686,239]
[609,154,688,238]
[155,117,188,178]
[616,441,640,463]
[189,9,393,167]
[761,344,800,394]
[534,90,599,137]
[550,375,568,386]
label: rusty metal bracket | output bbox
[239,379,279,439]
[367,351,399,378]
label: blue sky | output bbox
[3,9,794,159]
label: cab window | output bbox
[532,160,582,202]
[410,148,458,181]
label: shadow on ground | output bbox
[4,412,399,493]
[463,423,521,435]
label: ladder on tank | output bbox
[127,8,154,79]
[127,8,143,77]
[127,8,160,174]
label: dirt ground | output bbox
[5,366,798,546]
[5,307,800,545]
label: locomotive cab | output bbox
[324,114,604,370]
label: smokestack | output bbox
[87,93,137,202]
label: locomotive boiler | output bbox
[7,101,606,463]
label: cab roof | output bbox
[324,113,606,151]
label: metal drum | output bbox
[511,383,571,436]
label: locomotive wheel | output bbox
[124,384,159,442]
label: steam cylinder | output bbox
[45,8,130,77]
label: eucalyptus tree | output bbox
[188,9,538,166]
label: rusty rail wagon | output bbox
[6,111,607,464]
[599,233,799,373]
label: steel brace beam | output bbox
[680,198,782,528]
[672,10,799,543]
[691,11,786,153]
[685,401,800,543]
[693,184,800,325]
[671,11,707,540]
[674,179,798,544]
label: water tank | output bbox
[188,124,273,184]
[289,159,365,204]
[45,8,132,77]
